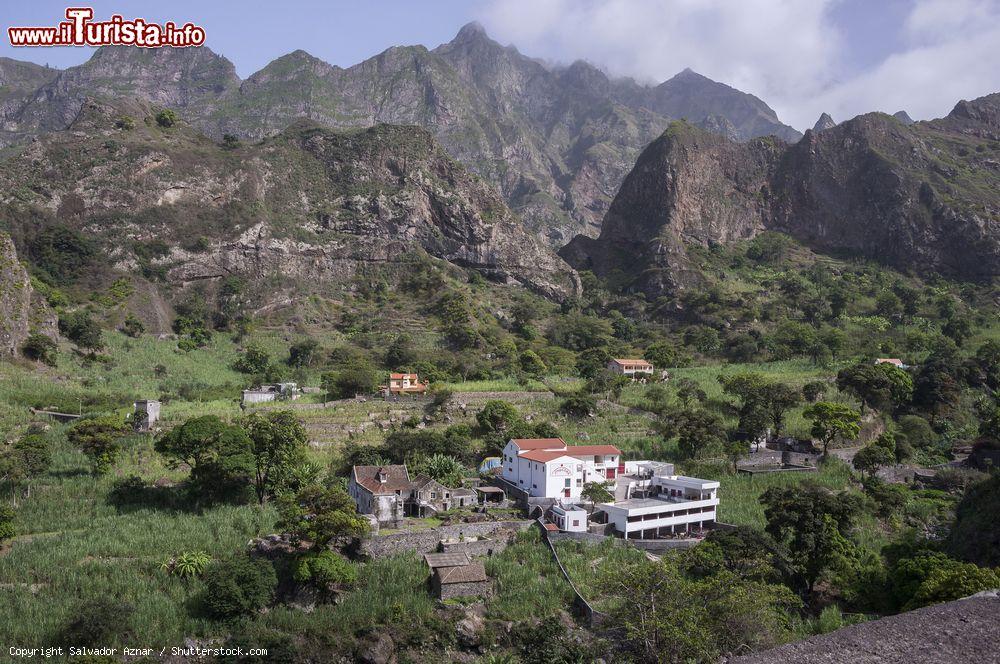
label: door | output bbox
[564,489,571,498]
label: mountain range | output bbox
[0,23,800,245]
[561,94,1000,296]
[0,22,997,326]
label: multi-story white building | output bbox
[501,438,622,501]
[500,441,720,539]
[601,473,720,539]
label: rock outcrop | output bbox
[892,110,915,125]
[562,94,1000,296]
[812,112,836,132]
[0,103,579,302]
[0,233,56,355]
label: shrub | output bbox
[120,314,145,338]
[156,109,178,127]
[0,505,15,543]
[21,333,57,365]
[559,394,596,418]
[162,551,213,578]
[233,343,271,374]
[291,550,358,587]
[202,556,277,619]
[115,115,136,130]
[58,311,104,351]
[68,415,132,475]
[58,597,134,647]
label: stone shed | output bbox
[431,561,491,600]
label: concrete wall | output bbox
[361,520,533,559]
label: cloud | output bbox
[476,0,1000,131]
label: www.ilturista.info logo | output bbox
[8,7,206,48]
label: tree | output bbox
[606,561,799,663]
[233,342,271,374]
[762,383,801,436]
[802,380,828,403]
[58,311,104,352]
[384,333,417,368]
[240,410,309,505]
[222,133,240,149]
[559,393,596,418]
[476,400,523,438]
[287,338,319,368]
[674,378,706,408]
[9,433,52,500]
[277,483,369,549]
[659,408,727,460]
[575,347,611,379]
[644,341,679,369]
[20,333,57,365]
[803,402,860,458]
[155,108,178,127]
[120,313,145,338]
[836,362,913,413]
[724,437,750,472]
[321,360,378,399]
[202,556,277,619]
[947,474,1000,567]
[852,434,897,478]
[519,349,547,378]
[581,481,613,512]
[411,454,466,488]
[155,416,254,500]
[761,482,863,594]
[68,416,131,475]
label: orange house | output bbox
[388,372,428,394]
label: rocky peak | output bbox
[892,110,915,125]
[812,112,836,132]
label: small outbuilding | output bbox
[133,399,161,432]
[431,561,490,600]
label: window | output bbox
[430,492,437,499]
[564,479,571,488]
[576,479,582,486]
[532,483,537,489]
[572,520,579,527]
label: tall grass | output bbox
[486,530,574,621]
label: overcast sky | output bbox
[2,0,998,131]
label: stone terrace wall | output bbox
[361,520,533,559]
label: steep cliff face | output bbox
[0,100,578,302]
[562,94,1000,296]
[0,232,56,355]
[0,24,800,246]
[560,122,780,294]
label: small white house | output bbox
[607,358,654,378]
[548,504,588,532]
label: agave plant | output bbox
[162,551,212,578]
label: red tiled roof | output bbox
[611,358,653,366]
[544,523,559,532]
[519,449,575,463]
[390,372,419,380]
[509,438,566,451]
[566,444,621,456]
[352,464,411,495]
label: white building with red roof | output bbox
[386,372,428,395]
[501,438,623,501]
[607,358,654,377]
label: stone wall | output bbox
[361,520,533,559]
[436,579,493,600]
